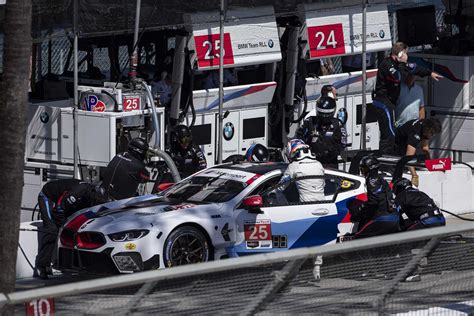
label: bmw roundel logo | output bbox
[223,122,234,141]
[379,30,385,39]
[268,39,274,48]
[40,112,49,123]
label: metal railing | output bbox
[3,222,474,315]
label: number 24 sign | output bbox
[307,23,346,58]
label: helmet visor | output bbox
[178,135,192,147]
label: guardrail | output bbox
[3,222,474,315]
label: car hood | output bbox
[75,195,223,234]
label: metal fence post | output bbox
[375,237,441,314]
[240,258,307,316]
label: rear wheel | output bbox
[163,226,212,267]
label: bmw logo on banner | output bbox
[40,112,49,124]
[223,122,235,141]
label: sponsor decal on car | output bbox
[125,243,136,250]
[341,180,354,189]
[135,212,156,216]
[246,241,260,249]
[162,204,195,212]
[221,223,233,242]
[201,168,258,183]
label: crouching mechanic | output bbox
[393,177,445,230]
[35,179,108,279]
[351,156,400,238]
[101,137,150,200]
[279,139,325,202]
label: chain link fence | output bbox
[3,223,474,315]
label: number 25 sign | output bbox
[194,33,235,69]
[307,23,346,58]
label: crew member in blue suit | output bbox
[351,156,400,238]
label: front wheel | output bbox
[163,226,212,267]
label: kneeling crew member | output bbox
[394,177,445,230]
[352,156,400,239]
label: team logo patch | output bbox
[40,112,49,123]
[85,95,106,112]
[125,243,136,250]
[268,39,274,48]
[379,30,385,38]
[223,122,235,141]
[341,180,353,189]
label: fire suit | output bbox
[296,117,343,169]
[101,152,150,200]
[35,179,108,271]
[167,143,207,179]
[353,173,400,238]
[395,187,445,230]
[280,157,325,202]
[373,58,431,154]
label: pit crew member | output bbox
[101,137,150,200]
[394,118,442,187]
[351,156,400,239]
[167,125,207,179]
[296,96,343,169]
[34,179,108,279]
[372,42,442,154]
[393,177,445,230]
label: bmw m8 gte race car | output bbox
[58,162,365,274]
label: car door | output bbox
[233,175,345,255]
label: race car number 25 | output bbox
[194,33,235,68]
[244,219,272,241]
[307,23,346,58]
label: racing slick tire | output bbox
[163,226,213,267]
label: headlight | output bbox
[108,230,149,242]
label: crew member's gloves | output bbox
[411,175,419,187]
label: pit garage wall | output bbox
[417,164,474,215]
[411,53,474,163]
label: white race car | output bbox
[58,162,365,273]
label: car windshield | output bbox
[165,176,247,203]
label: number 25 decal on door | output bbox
[244,219,272,241]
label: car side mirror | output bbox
[157,182,174,192]
[242,195,263,213]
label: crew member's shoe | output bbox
[33,266,49,280]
